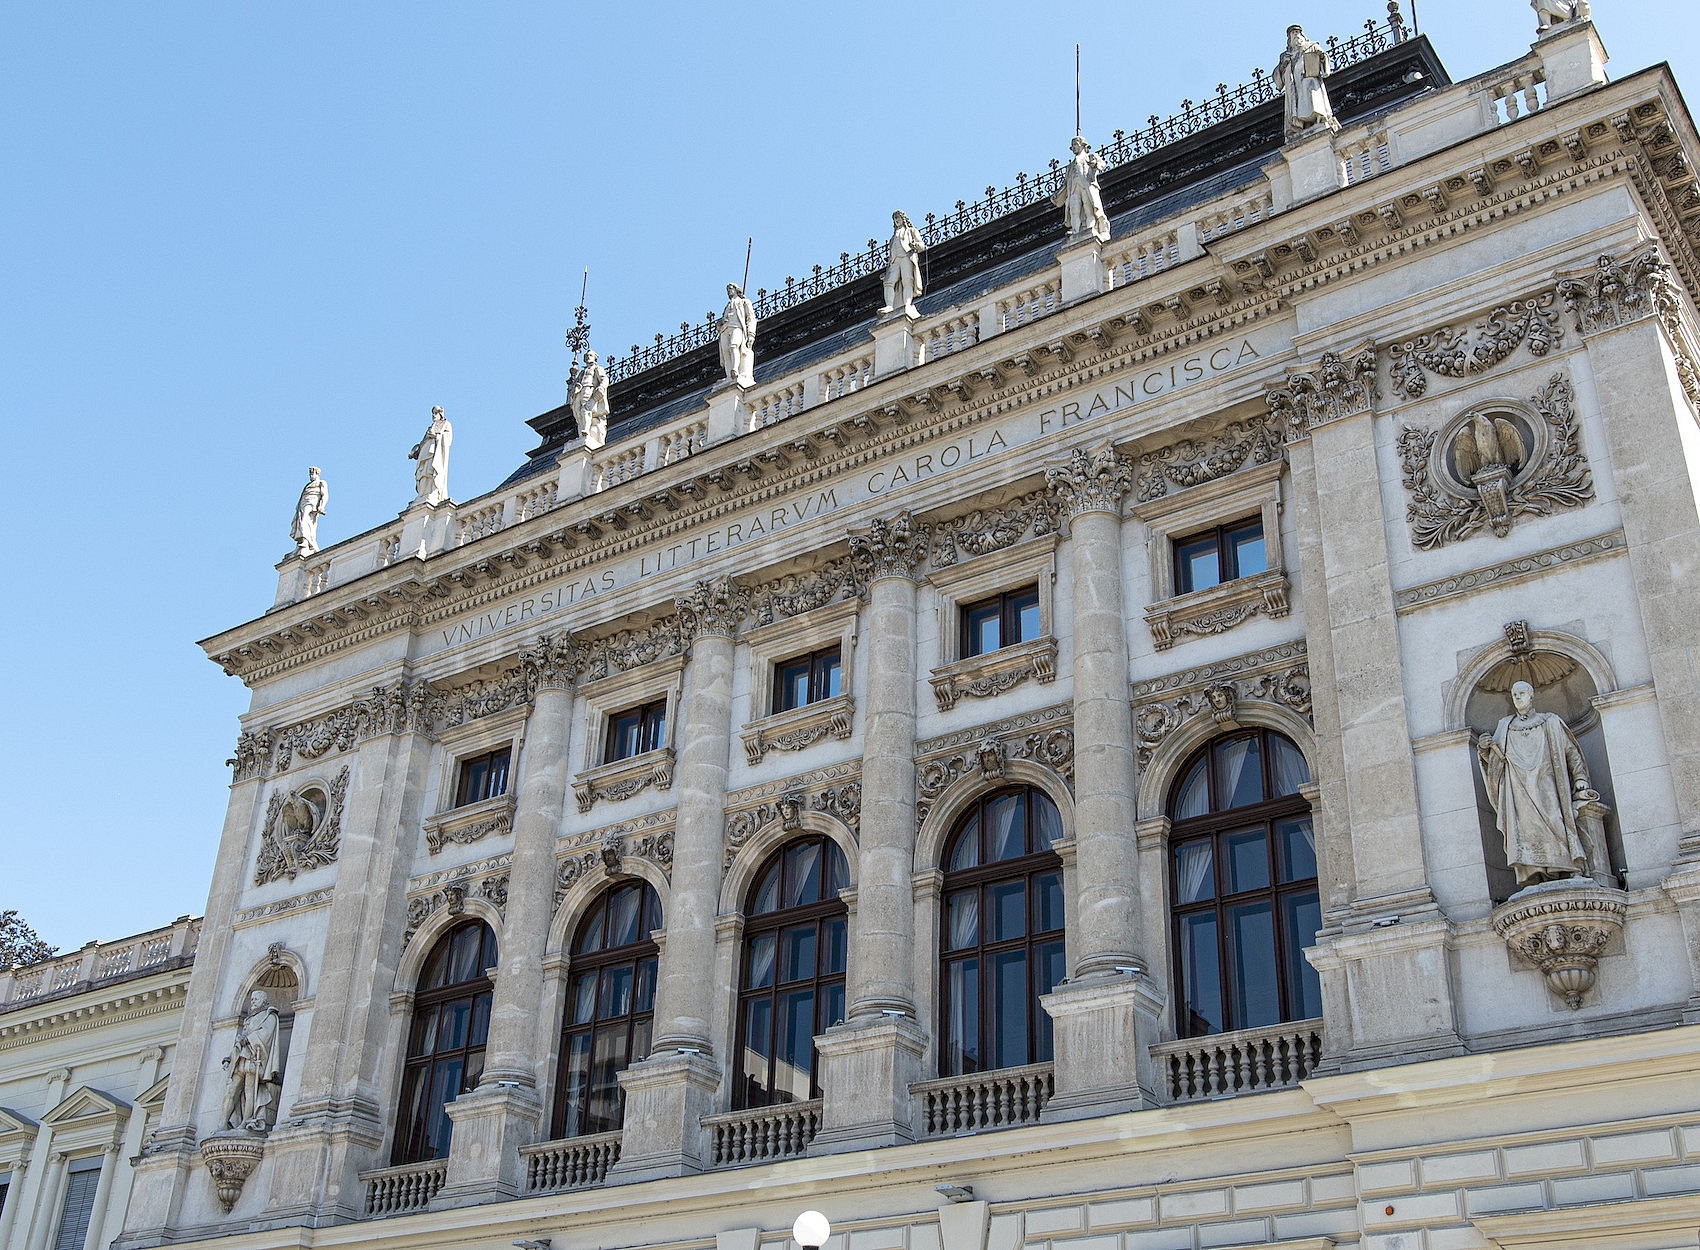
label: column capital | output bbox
[675,575,749,641]
[1045,443,1134,517]
[849,511,930,584]
[1556,243,1700,408]
[519,630,580,692]
[1266,340,1379,438]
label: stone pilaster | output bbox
[1040,445,1159,1116]
[1271,349,1463,1069]
[810,514,929,1149]
[612,579,743,1180]
[439,635,576,1205]
[1056,236,1106,305]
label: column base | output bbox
[438,1083,543,1205]
[261,1098,384,1225]
[811,1015,927,1152]
[1040,972,1163,1119]
[608,1052,721,1182]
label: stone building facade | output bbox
[0,920,200,1250]
[121,9,1700,1250]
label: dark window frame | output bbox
[960,585,1042,658]
[938,786,1066,1077]
[1173,516,1267,595]
[453,745,512,808]
[771,646,843,714]
[733,835,849,1110]
[392,920,497,1165]
[605,699,667,764]
[1168,728,1318,1040]
[552,881,661,1139]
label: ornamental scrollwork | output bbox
[1135,415,1285,504]
[1045,445,1135,517]
[254,768,350,885]
[848,511,930,583]
[1386,292,1564,399]
[1397,373,1593,549]
[676,575,750,640]
[1134,664,1311,767]
[1267,344,1379,435]
[518,632,579,693]
[931,491,1057,568]
[228,729,274,783]
[749,558,860,625]
[916,726,1075,829]
[577,617,683,680]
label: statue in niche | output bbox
[1532,0,1591,32]
[881,210,926,317]
[290,467,328,557]
[409,405,453,506]
[1053,136,1110,243]
[569,349,610,449]
[220,991,283,1133]
[1476,680,1610,887]
[1273,25,1337,138]
[717,283,757,388]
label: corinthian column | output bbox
[442,633,577,1203]
[813,513,928,1152]
[612,577,744,1181]
[1039,444,1160,1117]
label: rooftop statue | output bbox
[881,210,926,317]
[220,991,283,1133]
[1476,680,1605,887]
[570,349,610,449]
[1273,25,1337,137]
[1053,135,1111,243]
[718,283,757,388]
[1533,0,1591,31]
[290,467,328,557]
[409,405,453,506]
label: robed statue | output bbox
[291,467,328,557]
[409,405,453,506]
[1273,25,1337,137]
[221,991,283,1133]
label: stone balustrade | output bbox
[821,354,873,401]
[1149,1019,1324,1103]
[1339,131,1393,184]
[0,917,199,1012]
[359,1159,447,1217]
[920,313,980,363]
[702,1100,821,1166]
[999,279,1062,332]
[456,501,506,546]
[912,1062,1054,1136]
[1106,232,1182,289]
[1196,192,1276,243]
[520,1131,622,1193]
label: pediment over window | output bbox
[0,1105,39,1141]
[42,1086,129,1126]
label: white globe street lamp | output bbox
[793,1211,831,1250]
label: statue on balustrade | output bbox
[409,405,453,506]
[1476,680,1610,888]
[881,210,927,317]
[569,348,610,449]
[1273,25,1337,137]
[1532,0,1591,32]
[290,467,328,557]
[718,283,757,388]
[1053,135,1111,243]
[220,991,283,1133]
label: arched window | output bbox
[393,920,497,1164]
[939,787,1065,1075]
[734,836,849,1109]
[553,880,661,1138]
[1168,729,1319,1039]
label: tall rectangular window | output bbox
[51,1158,103,1250]
[1174,518,1266,594]
[606,700,667,763]
[772,648,842,713]
[961,586,1041,657]
[454,747,511,807]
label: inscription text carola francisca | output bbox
[433,332,1275,651]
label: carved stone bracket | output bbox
[848,511,929,584]
[1134,413,1286,503]
[1397,373,1593,549]
[199,1134,265,1214]
[1133,661,1312,767]
[1044,444,1135,517]
[254,768,349,886]
[749,557,860,625]
[1490,878,1627,1009]
[1266,342,1379,436]
[676,575,750,641]
[571,748,676,814]
[931,491,1057,568]
[741,694,855,764]
[1558,244,1700,407]
[929,637,1058,710]
[422,793,515,855]
[1387,291,1565,399]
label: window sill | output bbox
[571,747,675,813]
[740,694,855,765]
[422,793,515,855]
[1144,568,1290,651]
[929,636,1058,711]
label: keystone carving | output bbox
[848,511,929,583]
[724,783,862,870]
[1135,414,1285,503]
[915,726,1075,828]
[1134,664,1312,767]
[254,769,349,885]
[1386,292,1564,399]
[1045,444,1136,516]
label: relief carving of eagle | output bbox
[1451,412,1526,479]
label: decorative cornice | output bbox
[571,749,675,814]
[232,887,336,927]
[422,793,515,856]
[1386,291,1565,399]
[675,575,750,641]
[848,512,930,583]
[1394,528,1625,611]
[1134,413,1285,504]
[929,637,1058,710]
[741,694,855,764]
[930,490,1057,568]
[1044,444,1135,517]
[1145,568,1291,651]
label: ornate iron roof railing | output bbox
[602,6,1408,384]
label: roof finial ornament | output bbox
[565,267,591,378]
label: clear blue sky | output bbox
[4,2,1694,954]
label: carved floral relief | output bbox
[1386,292,1564,399]
[253,769,349,886]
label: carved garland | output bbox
[915,717,1076,831]
[749,557,860,625]
[1387,292,1565,399]
[1134,413,1286,503]
[723,782,864,871]
[401,864,512,947]
[931,491,1058,567]
[554,826,677,907]
[1134,664,1312,768]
